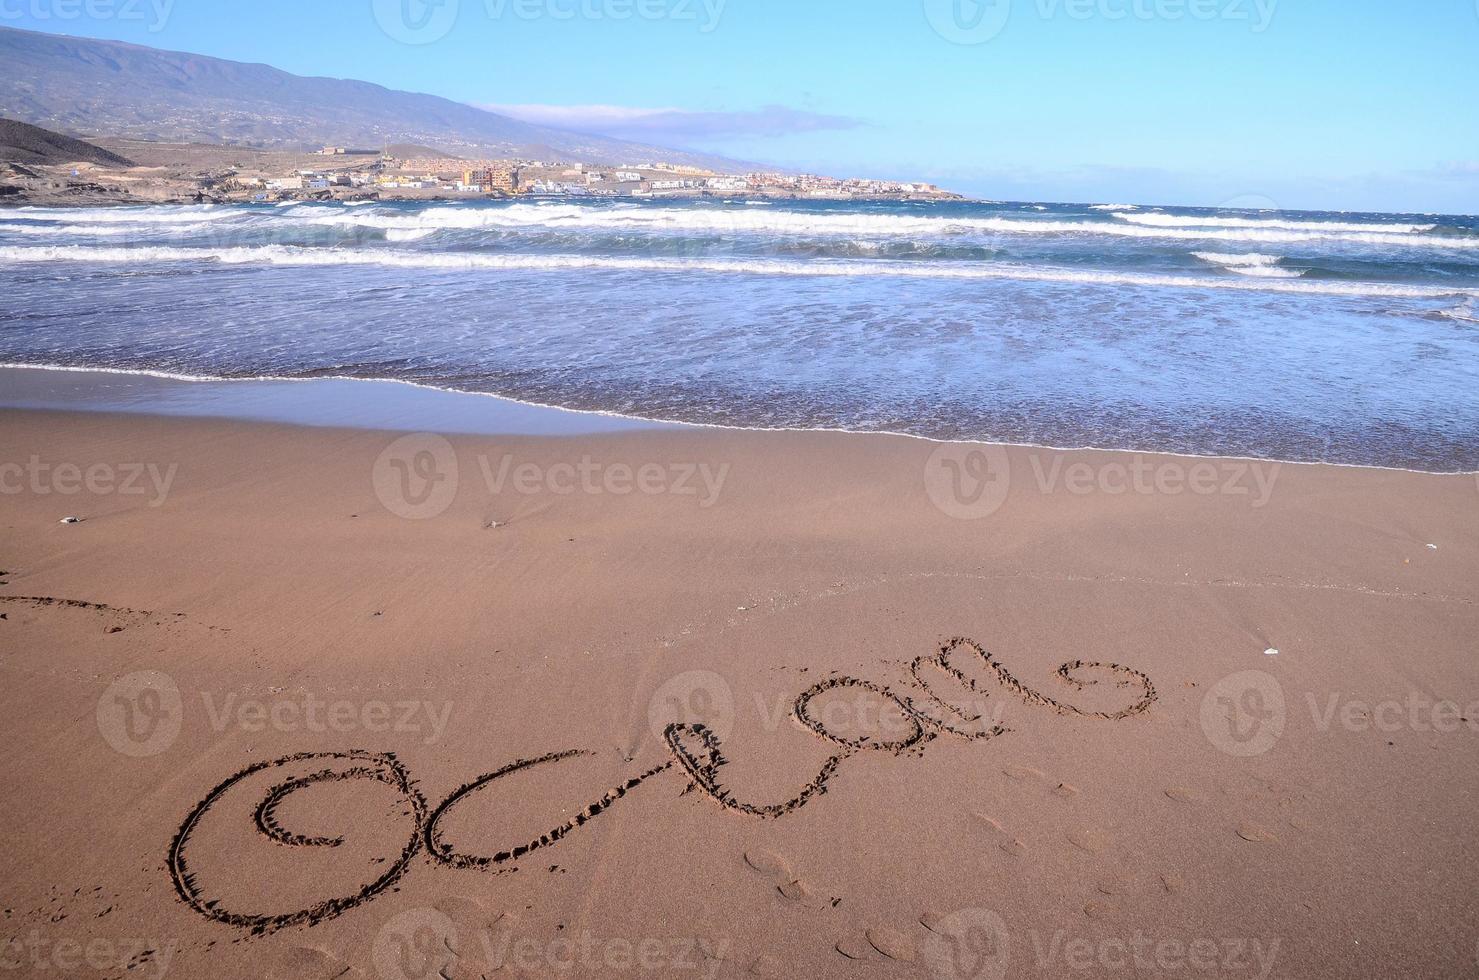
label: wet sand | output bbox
[1,375,1477,979]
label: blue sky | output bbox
[5,0,1477,211]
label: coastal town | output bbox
[0,120,961,207]
[234,147,959,203]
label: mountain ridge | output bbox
[0,26,754,172]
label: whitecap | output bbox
[4,243,1472,302]
[1116,212,1437,234]
[1191,251,1305,278]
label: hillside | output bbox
[0,117,134,167]
[0,26,749,172]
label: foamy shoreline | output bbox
[3,364,1475,477]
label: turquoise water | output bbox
[1,198,1476,469]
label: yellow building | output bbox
[462,166,518,193]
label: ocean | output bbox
[1,197,1476,471]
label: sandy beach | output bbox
[2,373,1477,979]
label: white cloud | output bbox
[479,103,862,143]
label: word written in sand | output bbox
[168,637,1156,933]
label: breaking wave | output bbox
[3,243,1472,300]
[4,203,1475,252]
[1191,251,1304,278]
[266,205,1474,248]
[1115,212,1439,234]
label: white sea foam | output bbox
[3,205,243,225]
[216,204,1477,250]
[1191,251,1304,278]
[1090,204,1138,210]
[0,221,218,237]
[384,228,436,242]
[9,203,1474,250]
[1115,212,1437,234]
[1437,300,1479,324]
[1191,251,1283,265]
[3,243,1473,301]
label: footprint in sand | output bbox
[1164,786,1205,804]
[743,849,839,910]
[865,926,916,962]
[834,936,876,960]
[1095,872,1137,896]
[1067,829,1110,854]
[269,946,363,980]
[1236,823,1279,843]
[973,813,1029,857]
[749,954,787,976]
[1003,764,1079,798]
[1003,764,1046,781]
[431,895,505,958]
[743,849,794,879]
[777,879,836,909]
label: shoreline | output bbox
[3,363,1474,477]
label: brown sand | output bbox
[1,406,1476,979]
